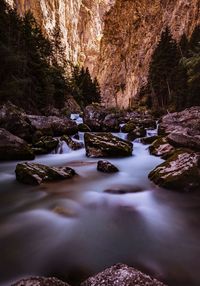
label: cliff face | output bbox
[7,0,200,108]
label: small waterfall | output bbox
[70,113,83,124]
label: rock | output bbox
[149,150,200,191]
[102,113,120,132]
[12,277,70,286]
[121,121,136,133]
[127,126,146,141]
[140,136,159,145]
[149,137,175,159]
[84,132,133,158]
[28,115,78,136]
[0,128,35,161]
[15,162,76,185]
[0,102,34,141]
[61,135,83,150]
[61,96,82,115]
[83,104,107,131]
[97,160,119,173]
[33,136,59,154]
[167,131,200,151]
[104,185,143,194]
[158,107,200,151]
[78,123,91,132]
[81,264,166,286]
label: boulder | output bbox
[28,115,78,136]
[33,136,59,154]
[149,137,175,159]
[12,277,70,286]
[0,102,34,141]
[102,113,120,132]
[15,162,76,185]
[84,133,133,158]
[167,131,200,151]
[127,126,146,141]
[149,150,200,191]
[83,104,107,132]
[61,135,83,150]
[104,185,143,194]
[97,160,119,173]
[140,136,159,145]
[0,128,35,161]
[78,123,91,132]
[81,264,166,286]
[121,121,136,133]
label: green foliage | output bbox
[0,0,101,112]
[70,66,101,108]
[139,26,200,112]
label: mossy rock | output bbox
[127,127,146,141]
[140,136,159,145]
[97,160,119,173]
[121,122,136,133]
[61,135,83,150]
[149,150,200,191]
[33,136,59,154]
[78,123,91,132]
[15,162,76,185]
[149,137,174,158]
[84,132,133,158]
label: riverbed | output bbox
[0,127,200,286]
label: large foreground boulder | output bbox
[0,102,34,141]
[84,133,133,158]
[81,264,166,286]
[15,162,76,185]
[149,150,200,191]
[0,128,35,161]
[12,277,70,286]
[28,115,78,136]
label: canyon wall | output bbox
[7,0,200,107]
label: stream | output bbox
[0,115,200,286]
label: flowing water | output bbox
[0,119,200,286]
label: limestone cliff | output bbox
[7,0,200,108]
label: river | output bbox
[0,118,200,286]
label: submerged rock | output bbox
[97,160,119,173]
[149,150,200,191]
[28,115,78,137]
[84,132,133,158]
[12,277,70,286]
[149,137,175,159]
[81,264,166,286]
[0,102,34,141]
[15,162,76,185]
[0,128,35,161]
[61,135,83,150]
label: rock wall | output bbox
[7,0,200,108]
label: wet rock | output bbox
[0,102,34,141]
[83,104,107,132]
[12,277,70,286]
[81,263,166,286]
[102,113,120,132]
[149,150,200,191]
[78,123,91,132]
[127,126,146,141]
[0,128,35,161]
[97,160,119,173]
[84,132,133,158]
[61,135,83,150]
[121,121,136,133]
[62,96,82,115]
[28,115,78,137]
[15,162,76,185]
[149,137,175,159]
[104,185,143,194]
[141,136,159,145]
[33,136,59,154]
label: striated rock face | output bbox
[7,0,200,107]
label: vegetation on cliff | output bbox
[138,26,200,112]
[0,0,100,113]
